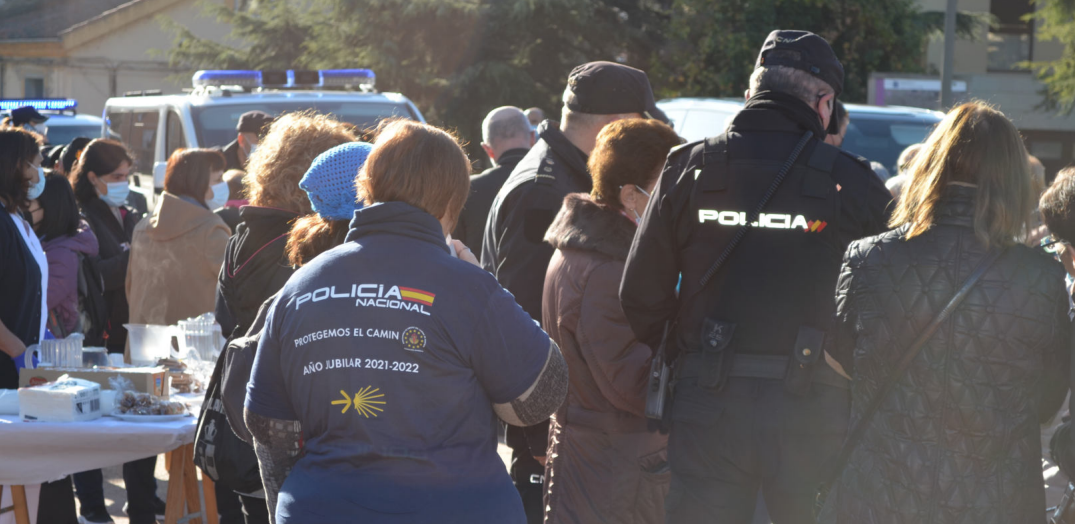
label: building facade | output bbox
[0,0,231,119]
[872,0,1075,178]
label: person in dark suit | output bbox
[452,106,533,253]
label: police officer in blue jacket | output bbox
[620,31,892,523]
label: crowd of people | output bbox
[2,27,1075,524]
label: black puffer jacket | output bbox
[821,185,1071,524]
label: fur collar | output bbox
[545,193,637,261]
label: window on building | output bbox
[988,0,1034,71]
[23,78,44,98]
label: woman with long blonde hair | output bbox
[819,101,1071,523]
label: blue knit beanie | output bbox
[299,142,373,220]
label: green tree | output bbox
[160,0,318,71]
[165,0,667,160]
[656,0,984,103]
[163,0,966,158]
[1024,0,1075,113]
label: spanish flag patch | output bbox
[399,287,436,306]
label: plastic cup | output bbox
[124,324,174,366]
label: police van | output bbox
[102,69,425,207]
[0,98,110,146]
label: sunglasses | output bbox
[1042,234,1070,258]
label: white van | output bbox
[657,97,944,175]
[102,69,425,208]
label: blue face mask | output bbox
[26,166,45,200]
[101,181,129,208]
[205,181,229,210]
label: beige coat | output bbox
[126,192,230,331]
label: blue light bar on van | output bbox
[192,70,262,88]
[192,69,375,89]
[0,98,78,111]
[320,69,375,88]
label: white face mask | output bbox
[100,181,129,208]
[205,181,229,210]
[26,166,45,200]
[23,123,47,135]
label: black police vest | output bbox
[675,132,844,359]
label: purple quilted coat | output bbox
[41,220,98,335]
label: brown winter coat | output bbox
[126,192,231,331]
[541,193,669,524]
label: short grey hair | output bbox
[482,106,532,145]
[750,65,835,105]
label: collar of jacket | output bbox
[495,147,530,168]
[146,192,221,241]
[545,193,637,261]
[933,184,977,227]
[732,90,827,138]
[344,201,449,254]
[536,120,591,188]
[41,219,99,255]
[82,196,133,238]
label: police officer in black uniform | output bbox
[483,61,668,524]
[620,30,892,523]
[221,110,273,172]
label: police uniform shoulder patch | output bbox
[838,149,873,171]
[402,327,427,352]
[533,157,557,185]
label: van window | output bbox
[106,111,130,143]
[166,111,186,161]
[191,102,414,148]
[127,110,159,174]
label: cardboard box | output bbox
[19,367,168,398]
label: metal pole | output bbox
[941,0,957,109]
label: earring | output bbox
[632,208,642,221]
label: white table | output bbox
[0,414,218,524]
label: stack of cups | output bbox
[39,334,85,368]
[65,333,85,368]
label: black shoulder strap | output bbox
[822,247,1008,486]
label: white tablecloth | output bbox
[0,414,197,485]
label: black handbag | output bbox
[815,247,1007,515]
[192,295,275,493]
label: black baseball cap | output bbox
[755,30,844,97]
[236,110,273,134]
[563,61,669,123]
[11,106,48,125]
